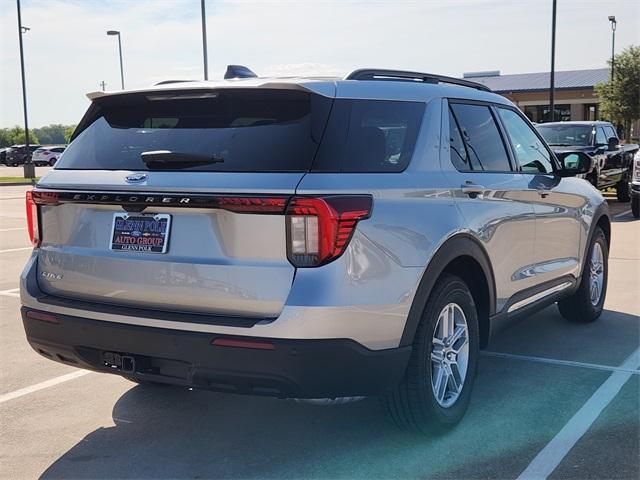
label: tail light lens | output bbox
[286,196,372,267]
[25,190,40,247]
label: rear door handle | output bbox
[461,184,485,198]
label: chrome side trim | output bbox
[507,281,573,313]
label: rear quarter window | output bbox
[313,99,425,172]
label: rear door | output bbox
[495,107,584,285]
[35,88,333,319]
[445,101,536,310]
[595,126,618,187]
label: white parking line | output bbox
[0,288,20,298]
[0,227,25,232]
[0,247,32,254]
[0,196,26,201]
[613,209,631,219]
[0,370,92,404]
[516,346,640,480]
[482,351,640,375]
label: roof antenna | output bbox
[224,65,257,79]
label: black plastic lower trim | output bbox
[22,308,411,398]
[489,275,577,338]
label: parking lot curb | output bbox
[0,182,36,187]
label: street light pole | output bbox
[107,30,125,89]
[549,0,557,123]
[16,0,34,179]
[608,16,617,80]
[201,0,209,80]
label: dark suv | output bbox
[5,144,42,166]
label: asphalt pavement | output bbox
[0,185,638,479]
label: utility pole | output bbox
[106,30,125,89]
[201,0,209,80]
[609,16,617,80]
[100,80,107,91]
[549,0,557,123]
[16,0,34,179]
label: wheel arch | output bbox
[400,234,496,349]
[595,214,611,249]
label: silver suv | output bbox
[20,69,610,433]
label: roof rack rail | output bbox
[345,69,492,92]
[154,80,196,86]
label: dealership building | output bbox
[464,68,609,123]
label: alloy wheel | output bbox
[430,303,469,408]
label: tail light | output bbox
[285,196,372,267]
[25,190,40,247]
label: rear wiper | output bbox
[140,150,224,169]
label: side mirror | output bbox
[607,137,620,151]
[556,151,593,177]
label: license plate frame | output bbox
[109,213,172,254]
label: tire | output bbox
[632,196,640,219]
[558,227,608,323]
[384,273,479,434]
[616,178,630,202]
[49,157,57,166]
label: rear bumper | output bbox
[22,307,411,398]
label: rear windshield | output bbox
[57,89,425,173]
[536,124,594,147]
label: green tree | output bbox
[0,128,11,148]
[33,124,71,145]
[0,126,40,146]
[64,125,76,143]
[595,45,640,140]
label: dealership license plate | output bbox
[110,213,171,253]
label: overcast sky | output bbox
[1,0,638,127]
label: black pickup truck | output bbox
[536,121,639,201]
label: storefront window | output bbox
[584,104,598,121]
[523,105,571,123]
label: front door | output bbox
[495,107,584,286]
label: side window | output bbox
[595,128,607,146]
[497,108,554,174]
[449,103,511,172]
[314,99,425,172]
[603,125,617,140]
[448,109,470,170]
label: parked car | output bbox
[0,147,8,165]
[631,150,640,218]
[536,121,639,202]
[20,68,611,434]
[4,144,42,166]
[32,146,66,166]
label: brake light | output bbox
[25,190,40,247]
[285,196,372,267]
[216,196,287,213]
